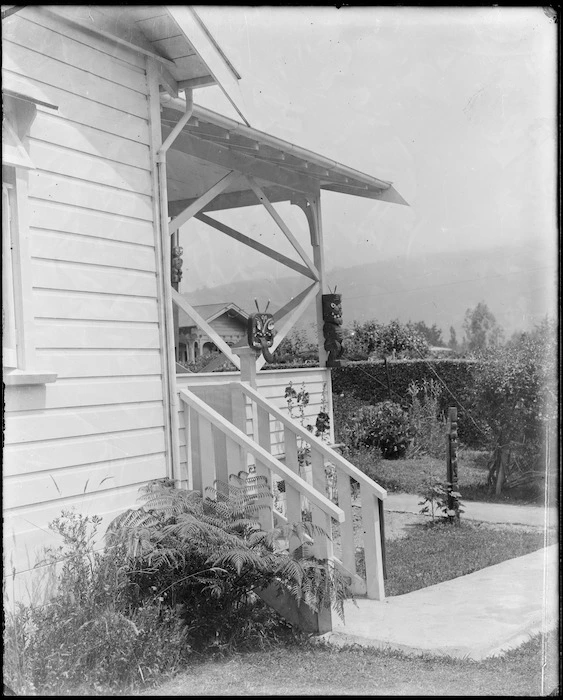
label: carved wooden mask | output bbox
[247,312,276,362]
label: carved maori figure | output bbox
[171,246,183,285]
[322,292,344,367]
[248,300,276,363]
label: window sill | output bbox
[3,369,58,386]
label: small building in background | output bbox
[177,301,249,363]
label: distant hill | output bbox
[186,242,556,340]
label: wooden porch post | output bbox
[298,195,328,367]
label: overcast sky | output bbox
[181,6,557,292]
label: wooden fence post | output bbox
[446,407,460,523]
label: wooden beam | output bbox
[245,176,319,281]
[256,282,319,371]
[156,63,179,99]
[171,289,241,370]
[163,126,321,195]
[195,212,317,281]
[168,171,237,234]
[168,186,292,216]
[306,195,328,367]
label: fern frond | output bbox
[211,548,264,575]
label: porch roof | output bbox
[162,97,408,216]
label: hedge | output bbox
[332,359,484,447]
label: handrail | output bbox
[179,387,345,523]
[233,382,388,500]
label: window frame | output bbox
[2,178,18,369]
[2,101,57,386]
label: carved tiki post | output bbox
[321,293,344,367]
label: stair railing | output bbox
[178,385,343,540]
[234,381,387,600]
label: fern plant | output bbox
[106,474,350,650]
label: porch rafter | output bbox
[245,176,320,282]
[168,185,291,216]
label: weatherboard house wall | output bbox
[2,11,170,599]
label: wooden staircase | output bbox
[178,381,387,633]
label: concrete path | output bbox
[384,493,558,529]
[320,495,559,660]
[322,544,559,660]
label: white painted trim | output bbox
[2,182,17,368]
[12,169,37,369]
[3,369,57,385]
[147,58,181,483]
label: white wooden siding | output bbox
[3,11,169,599]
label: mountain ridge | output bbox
[185,242,556,339]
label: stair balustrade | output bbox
[179,380,386,602]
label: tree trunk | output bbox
[495,447,509,495]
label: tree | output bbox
[462,302,504,354]
[273,329,318,364]
[448,326,459,351]
[410,321,444,346]
[344,319,429,360]
[373,320,429,359]
[471,317,556,495]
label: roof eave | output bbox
[165,6,249,125]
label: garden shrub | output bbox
[332,360,481,447]
[354,401,411,459]
[3,511,191,695]
[4,476,349,695]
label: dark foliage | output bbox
[332,360,482,447]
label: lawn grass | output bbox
[138,630,559,696]
[380,521,548,596]
[352,448,546,505]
